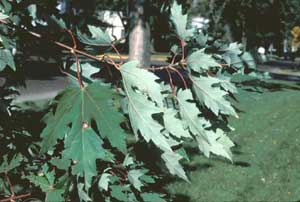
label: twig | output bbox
[141,66,166,71]
[0,193,31,202]
[0,173,31,202]
[171,53,178,65]
[180,39,185,62]
[0,20,103,66]
[102,55,121,70]
[5,172,15,201]
[168,66,188,89]
[65,29,84,88]
[165,68,176,96]
[111,44,123,64]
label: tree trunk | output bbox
[191,0,199,9]
[129,0,151,67]
[224,23,234,42]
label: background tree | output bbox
[190,0,300,54]
[129,0,151,66]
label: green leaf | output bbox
[27,4,37,19]
[161,151,188,181]
[1,0,12,13]
[221,42,242,55]
[40,82,127,154]
[177,89,216,156]
[139,173,156,184]
[98,173,111,191]
[0,34,11,50]
[120,61,191,179]
[177,90,234,160]
[51,15,67,29]
[70,62,100,83]
[221,43,243,68]
[110,185,127,201]
[191,76,237,117]
[50,158,70,170]
[187,49,220,72]
[176,147,190,162]
[0,49,16,71]
[121,61,173,152]
[195,31,208,47]
[40,82,126,191]
[207,129,234,160]
[62,128,107,189]
[170,2,194,40]
[121,60,163,106]
[25,171,66,202]
[217,72,237,94]
[123,154,134,167]
[77,25,111,46]
[0,12,9,20]
[163,109,190,139]
[177,89,210,141]
[128,169,144,191]
[141,193,166,202]
[241,52,256,69]
[126,91,171,151]
[0,177,10,195]
[197,129,234,161]
[0,154,22,173]
[77,183,92,202]
[39,107,73,154]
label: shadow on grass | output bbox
[235,79,300,93]
[233,161,251,167]
[173,194,191,202]
[184,162,212,172]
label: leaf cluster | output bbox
[0,1,258,201]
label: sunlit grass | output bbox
[168,80,300,201]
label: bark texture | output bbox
[129,0,151,67]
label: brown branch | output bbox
[111,44,123,64]
[168,66,188,89]
[4,172,15,200]
[0,193,31,202]
[102,55,121,70]
[0,19,103,64]
[1,173,31,202]
[180,39,185,62]
[65,29,84,88]
[165,67,176,96]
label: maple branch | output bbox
[140,66,166,71]
[171,53,178,65]
[165,67,176,96]
[180,39,185,62]
[0,173,31,202]
[0,18,193,88]
[5,172,15,201]
[65,29,84,88]
[111,44,123,64]
[0,193,31,202]
[0,20,104,65]
[102,55,121,70]
[168,66,188,89]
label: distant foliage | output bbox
[0,1,256,201]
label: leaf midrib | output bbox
[176,96,209,142]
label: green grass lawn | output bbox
[167,80,300,202]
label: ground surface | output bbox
[168,80,300,202]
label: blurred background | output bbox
[6,0,300,104]
[1,1,300,201]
